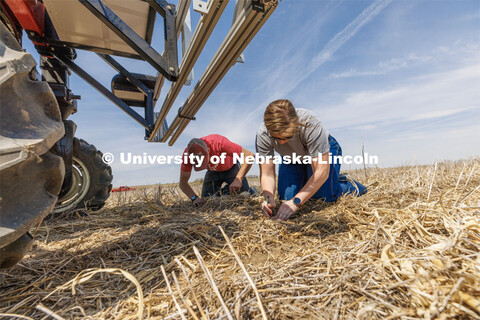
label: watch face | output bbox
[293,197,301,205]
[191,195,197,201]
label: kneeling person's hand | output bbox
[193,197,206,207]
[229,177,243,195]
[262,198,276,218]
[275,200,298,221]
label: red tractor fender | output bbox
[3,0,44,36]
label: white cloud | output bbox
[312,64,480,130]
[408,107,474,122]
[329,42,480,79]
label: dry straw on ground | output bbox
[1,159,479,319]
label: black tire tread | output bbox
[73,138,113,210]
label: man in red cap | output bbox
[179,134,256,207]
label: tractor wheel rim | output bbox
[53,156,91,213]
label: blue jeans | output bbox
[201,164,255,197]
[278,135,367,202]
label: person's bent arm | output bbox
[275,152,330,220]
[294,152,330,204]
[179,170,195,198]
[236,148,254,180]
[179,170,205,206]
[229,148,254,194]
[260,162,276,218]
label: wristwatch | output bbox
[293,197,302,207]
[191,195,198,202]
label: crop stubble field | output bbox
[0,159,479,319]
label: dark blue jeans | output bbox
[201,164,253,197]
[278,135,367,202]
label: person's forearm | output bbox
[235,149,254,180]
[236,163,252,180]
[294,166,329,204]
[260,163,276,201]
[261,174,275,200]
[179,182,197,198]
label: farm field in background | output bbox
[0,159,479,319]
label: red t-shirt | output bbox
[180,134,242,172]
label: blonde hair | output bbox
[264,99,306,137]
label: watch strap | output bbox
[293,197,302,207]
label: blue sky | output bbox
[26,0,480,185]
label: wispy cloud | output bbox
[408,108,474,122]
[329,53,432,79]
[319,64,480,130]
[254,0,345,94]
[245,0,394,120]
[329,42,480,79]
[310,0,394,69]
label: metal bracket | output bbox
[193,0,209,14]
[236,53,245,64]
[251,0,265,12]
[178,107,196,120]
[41,56,79,119]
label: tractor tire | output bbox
[53,138,113,213]
[0,23,65,267]
[0,232,33,269]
